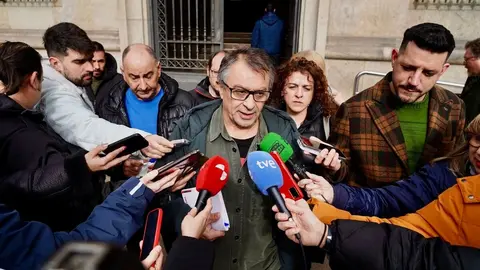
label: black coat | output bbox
[279,102,329,141]
[188,77,219,104]
[325,220,479,270]
[164,236,215,270]
[460,76,480,125]
[95,73,196,138]
[0,95,103,231]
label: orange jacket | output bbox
[310,174,480,248]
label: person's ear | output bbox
[391,49,399,68]
[28,72,40,90]
[440,63,450,76]
[121,66,127,81]
[157,61,162,79]
[48,56,62,73]
[206,66,211,77]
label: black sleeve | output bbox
[327,220,478,270]
[163,236,215,270]
[0,128,91,201]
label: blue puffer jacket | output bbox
[251,12,284,55]
[0,177,155,270]
[332,161,463,217]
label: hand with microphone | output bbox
[247,151,300,240]
[258,133,309,179]
[194,155,230,212]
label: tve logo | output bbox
[256,159,278,169]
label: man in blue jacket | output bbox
[251,3,284,65]
[0,169,180,270]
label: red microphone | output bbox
[194,155,230,212]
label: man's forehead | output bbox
[226,65,269,89]
[124,58,157,74]
[65,48,92,61]
[212,52,225,67]
[399,43,447,70]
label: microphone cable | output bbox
[297,235,308,270]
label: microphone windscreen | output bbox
[196,155,229,195]
[258,133,294,162]
[247,151,283,195]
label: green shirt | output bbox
[91,78,103,95]
[396,94,429,173]
[205,107,281,270]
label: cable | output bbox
[298,236,308,270]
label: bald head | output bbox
[122,44,162,101]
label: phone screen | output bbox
[140,210,161,261]
[155,150,208,179]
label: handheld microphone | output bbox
[247,151,301,241]
[194,155,230,212]
[258,133,308,179]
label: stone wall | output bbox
[298,0,480,99]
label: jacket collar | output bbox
[194,77,218,100]
[366,72,454,172]
[101,53,119,81]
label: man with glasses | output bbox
[461,38,480,124]
[190,50,226,104]
[156,48,305,270]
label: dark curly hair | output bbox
[270,57,336,117]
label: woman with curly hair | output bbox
[270,57,338,141]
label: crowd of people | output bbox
[0,3,480,270]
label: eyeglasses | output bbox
[464,56,478,63]
[209,69,219,76]
[221,80,271,102]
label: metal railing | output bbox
[353,71,465,95]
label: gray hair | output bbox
[217,48,275,90]
[122,43,157,62]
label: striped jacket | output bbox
[330,72,465,187]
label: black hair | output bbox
[465,38,480,58]
[400,23,455,58]
[0,41,42,95]
[266,3,274,12]
[43,22,95,58]
[92,41,105,52]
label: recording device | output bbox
[101,133,149,157]
[247,151,300,240]
[297,137,346,161]
[194,155,230,212]
[42,242,144,270]
[171,138,190,147]
[258,133,309,179]
[139,209,163,262]
[155,150,208,179]
[270,151,303,201]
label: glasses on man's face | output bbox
[222,80,271,102]
[209,69,219,77]
[464,56,478,63]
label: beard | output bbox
[65,72,93,87]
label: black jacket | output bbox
[460,76,480,125]
[164,236,215,270]
[96,73,196,138]
[326,220,479,270]
[0,95,103,231]
[188,77,219,104]
[87,52,123,106]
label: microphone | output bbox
[258,133,308,179]
[247,151,300,240]
[194,155,230,212]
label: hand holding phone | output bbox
[102,133,149,157]
[139,209,163,262]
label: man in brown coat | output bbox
[323,23,465,188]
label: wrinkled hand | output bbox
[142,135,174,159]
[85,145,130,172]
[124,158,146,177]
[314,148,341,172]
[182,198,213,239]
[273,198,326,247]
[201,212,225,241]
[140,168,182,193]
[170,168,196,192]
[297,172,334,204]
[139,241,163,270]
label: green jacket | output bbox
[155,100,303,270]
[460,76,480,125]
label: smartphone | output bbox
[102,133,149,157]
[297,138,347,161]
[155,150,208,179]
[139,208,163,262]
[171,139,190,147]
[271,151,304,201]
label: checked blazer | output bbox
[329,72,465,187]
